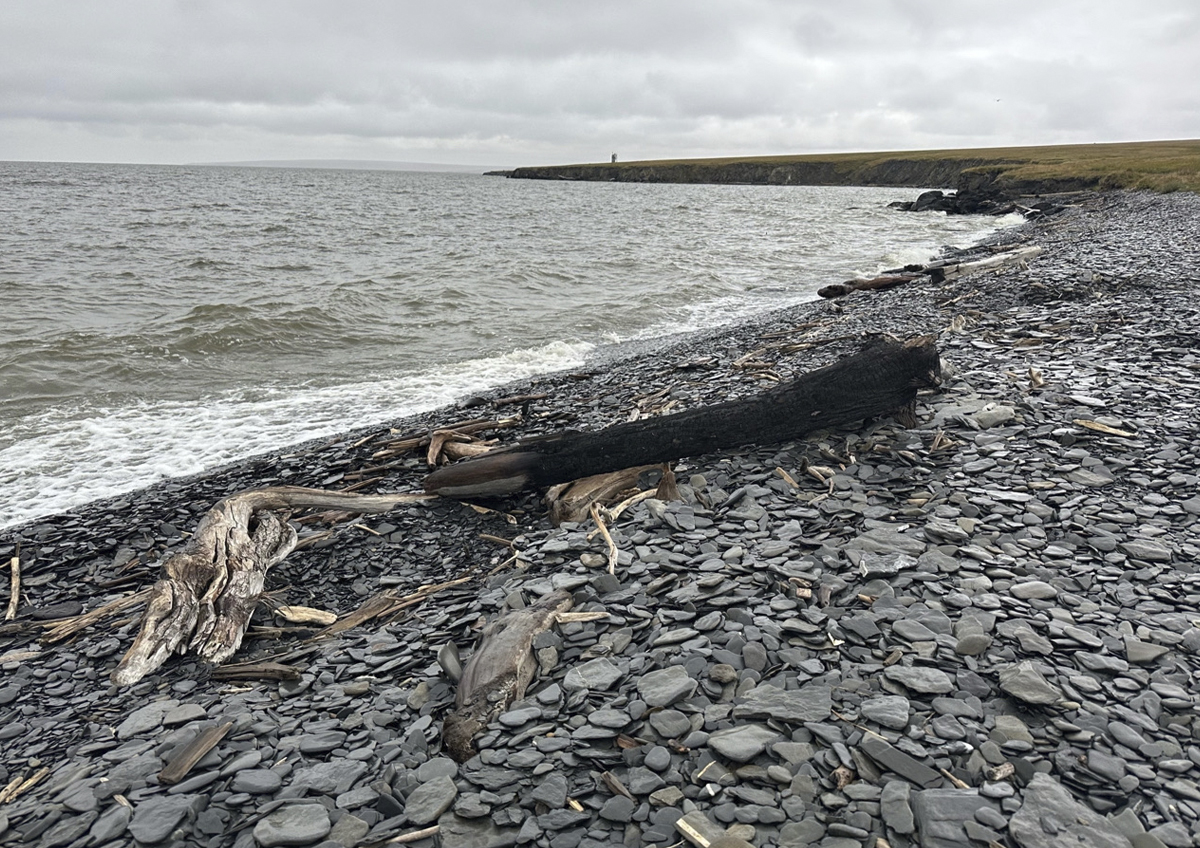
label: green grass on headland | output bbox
[509,140,1200,194]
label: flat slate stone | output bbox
[39,812,97,847]
[860,734,942,787]
[847,527,926,557]
[861,696,911,730]
[1009,773,1130,848]
[732,683,831,723]
[859,552,919,578]
[881,781,915,834]
[88,804,132,844]
[404,775,459,825]
[1121,539,1173,562]
[163,703,207,726]
[1010,580,1058,600]
[1125,638,1170,664]
[883,665,954,694]
[291,760,368,795]
[253,804,331,847]
[911,788,991,848]
[998,661,1063,705]
[708,724,781,763]
[637,666,697,707]
[128,795,194,844]
[231,769,283,795]
[299,730,347,754]
[562,658,624,692]
[116,702,169,740]
[531,773,568,808]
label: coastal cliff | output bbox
[504,139,1200,195]
[509,157,1008,190]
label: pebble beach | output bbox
[2,189,1200,848]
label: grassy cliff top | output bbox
[541,140,1200,193]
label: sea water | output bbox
[0,162,1021,528]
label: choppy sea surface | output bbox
[0,162,1021,528]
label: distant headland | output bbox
[492,139,1200,195]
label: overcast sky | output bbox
[2,1,1196,168]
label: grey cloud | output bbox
[0,1,1196,165]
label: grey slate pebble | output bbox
[883,665,954,694]
[1008,774,1130,848]
[998,661,1063,705]
[731,683,831,722]
[861,696,910,730]
[708,724,781,763]
[253,804,332,847]
[232,769,284,795]
[636,666,697,707]
[128,795,195,844]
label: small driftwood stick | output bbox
[6,555,20,620]
[590,503,619,575]
[42,588,153,644]
[444,589,573,762]
[112,486,429,686]
[0,767,50,804]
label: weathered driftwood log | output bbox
[443,589,573,762]
[112,486,431,686]
[926,245,1044,283]
[544,464,668,526]
[425,336,941,499]
[818,273,923,299]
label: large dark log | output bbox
[425,336,941,498]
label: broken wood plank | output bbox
[1073,419,1136,438]
[444,589,573,762]
[209,661,303,681]
[492,392,548,407]
[159,721,233,785]
[312,572,474,640]
[425,336,942,498]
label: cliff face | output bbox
[507,158,1103,195]
[509,158,997,189]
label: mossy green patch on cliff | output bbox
[509,140,1200,194]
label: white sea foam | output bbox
[0,339,593,528]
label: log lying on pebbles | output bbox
[112,486,432,686]
[819,246,1044,299]
[443,588,574,762]
[426,335,942,498]
[818,273,924,299]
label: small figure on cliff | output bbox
[611,153,617,163]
